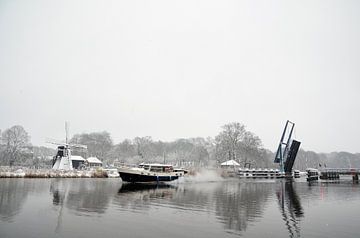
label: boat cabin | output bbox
[138,164,174,173]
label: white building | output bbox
[220,159,240,168]
[71,155,86,169]
[86,157,102,167]
[52,153,85,170]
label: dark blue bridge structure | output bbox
[274,120,301,177]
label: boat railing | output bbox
[114,162,139,168]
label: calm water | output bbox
[0,177,360,238]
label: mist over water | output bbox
[0,178,359,238]
[175,169,224,184]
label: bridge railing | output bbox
[320,168,360,173]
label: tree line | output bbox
[0,122,272,168]
[69,122,273,168]
[1,123,358,169]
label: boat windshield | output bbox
[150,166,173,172]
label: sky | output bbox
[0,0,359,153]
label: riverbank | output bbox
[0,168,109,178]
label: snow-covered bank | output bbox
[0,168,110,178]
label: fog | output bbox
[1,0,359,153]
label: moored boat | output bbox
[117,163,185,183]
[306,168,319,181]
[104,168,120,178]
[293,169,301,178]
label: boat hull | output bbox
[119,171,179,183]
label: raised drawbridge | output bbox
[274,120,301,176]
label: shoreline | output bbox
[0,168,109,178]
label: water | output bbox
[0,177,359,238]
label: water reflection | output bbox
[114,181,273,235]
[119,183,174,193]
[0,179,30,222]
[276,180,304,238]
[215,182,272,234]
[0,178,303,238]
[114,183,177,212]
[49,179,121,234]
[2,178,360,238]
[50,179,119,214]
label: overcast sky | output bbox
[0,0,359,153]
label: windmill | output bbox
[47,122,87,170]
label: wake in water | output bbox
[174,168,224,183]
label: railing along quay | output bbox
[319,168,360,181]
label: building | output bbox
[71,155,86,169]
[220,159,240,168]
[86,157,102,167]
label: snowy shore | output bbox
[0,168,110,178]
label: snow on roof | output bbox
[86,157,102,164]
[71,155,85,161]
[141,163,173,167]
[221,159,240,166]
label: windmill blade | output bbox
[65,121,69,144]
[69,143,87,149]
[46,138,67,146]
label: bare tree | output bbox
[71,131,113,162]
[239,131,262,167]
[133,136,155,160]
[109,139,136,161]
[215,122,265,167]
[1,125,31,166]
[215,122,246,162]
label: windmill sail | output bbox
[47,122,87,170]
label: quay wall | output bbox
[0,168,108,178]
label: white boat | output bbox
[105,168,120,178]
[117,163,185,183]
[293,170,301,178]
[306,168,319,181]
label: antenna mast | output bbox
[65,121,69,145]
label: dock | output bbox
[320,168,360,181]
[307,168,360,181]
